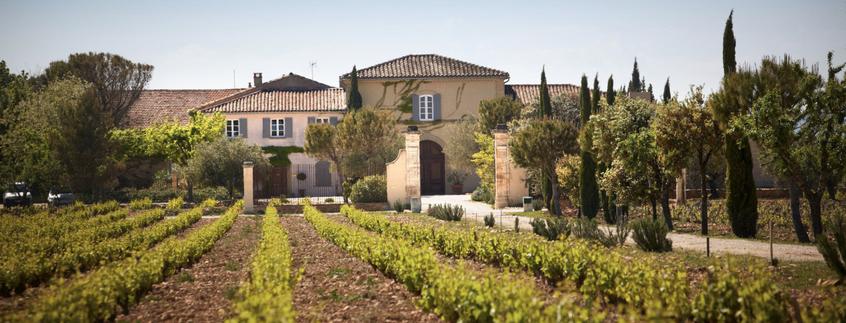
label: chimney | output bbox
[253,72,263,87]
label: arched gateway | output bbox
[420,140,445,195]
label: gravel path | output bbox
[281,216,440,322]
[422,195,823,262]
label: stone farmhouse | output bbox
[127,54,575,198]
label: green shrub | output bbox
[530,217,569,241]
[484,213,495,227]
[427,204,464,221]
[601,213,631,248]
[165,197,184,213]
[816,213,846,283]
[348,175,387,203]
[570,217,602,241]
[532,198,544,211]
[631,217,672,252]
[129,198,153,210]
[323,197,334,203]
[471,185,493,204]
[392,200,405,213]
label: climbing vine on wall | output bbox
[375,79,429,113]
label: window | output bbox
[225,119,240,138]
[270,119,285,137]
[419,95,434,121]
[315,117,330,124]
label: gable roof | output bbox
[342,54,509,80]
[197,73,346,113]
[505,84,580,105]
[126,89,243,128]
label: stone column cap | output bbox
[492,124,508,133]
[405,125,421,134]
[242,161,255,168]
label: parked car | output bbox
[3,182,33,208]
[48,188,76,207]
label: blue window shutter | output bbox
[284,117,293,138]
[411,94,419,121]
[433,93,442,120]
[330,116,338,126]
[262,118,270,138]
[307,116,315,124]
[239,118,248,138]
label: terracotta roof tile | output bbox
[126,89,243,128]
[201,88,346,113]
[506,84,580,105]
[344,54,509,79]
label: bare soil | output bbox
[116,216,261,322]
[281,215,440,323]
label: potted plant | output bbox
[448,172,465,194]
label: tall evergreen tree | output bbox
[592,75,601,114]
[716,9,759,238]
[579,75,600,218]
[629,58,642,92]
[647,84,655,101]
[538,68,552,118]
[606,75,616,105]
[723,10,737,75]
[347,66,363,111]
[594,75,613,223]
[538,68,554,209]
[663,78,671,103]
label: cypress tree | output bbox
[606,75,616,105]
[538,68,554,209]
[594,75,612,223]
[647,84,654,102]
[662,78,671,103]
[347,66,363,111]
[723,10,737,75]
[538,68,552,118]
[629,58,642,92]
[579,75,600,219]
[592,75,601,114]
[720,10,759,238]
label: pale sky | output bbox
[1,0,844,96]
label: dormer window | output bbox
[418,95,434,121]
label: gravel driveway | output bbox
[421,195,823,262]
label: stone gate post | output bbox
[243,161,254,214]
[405,126,422,212]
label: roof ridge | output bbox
[342,53,509,79]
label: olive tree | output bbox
[653,86,723,235]
[183,137,267,199]
[510,119,579,216]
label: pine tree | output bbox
[718,9,759,238]
[629,58,642,92]
[647,84,654,101]
[538,68,552,118]
[347,66,363,111]
[663,78,671,103]
[579,75,600,218]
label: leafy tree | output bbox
[0,78,80,195]
[52,88,117,199]
[510,119,579,216]
[39,52,152,127]
[663,78,672,103]
[471,132,495,199]
[477,97,524,133]
[442,117,479,180]
[741,55,845,239]
[578,75,600,219]
[654,86,723,235]
[305,107,401,200]
[335,108,402,178]
[592,96,672,227]
[523,93,579,126]
[0,60,35,187]
[183,137,267,199]
[347,66,363,111]
[629,58,643,92]
[110,112,225,201]
[711,10,759,238]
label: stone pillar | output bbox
[243,161,254,214]
[405,126,422,212]
[493,125,509,209]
